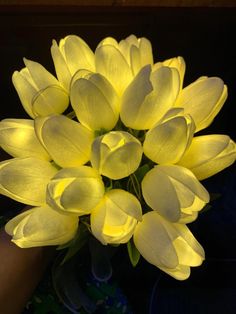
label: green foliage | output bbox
[127,238,140,267]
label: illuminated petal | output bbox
[141,165,209,222]
[35,115,94,167]
[91,189,142,245]
[95,45,133,95]
[175,77,227,132]
[5,205,78,248]
[70,72,119,131]
[121,66,180,129]
[0,119,50,160]
[134,211,204,280]
[0,157,58,206]
[91,131,143,180]
[178,135,236,180]
[143,114,195,164]
[47,166,105,215]
[154,56,185,89]
[62,35,95,75]
[51,39,71,91]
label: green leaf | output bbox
[134,164,150,182]
[127,238,140,267]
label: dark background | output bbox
[0,3,236,313]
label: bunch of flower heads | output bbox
[0,35,235,280]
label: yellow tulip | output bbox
[178,134,236,180]
[141,165,209,223]
[91,189,142,245]
[134,211,205,280]
[47,166,105,215]
[70,71,119,131]
[34,114,94,168]
[0,157,58,206]
[120,65,180,130]
[143,111,195,164]
[175,76,227,132]
[5,205,78,248]
[12,59,69,118]
[91,131,143,180]
[51,35,95,91]
[0,119,50,160]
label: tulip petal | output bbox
[63,35,95,75]
[175,77,227,132]
[95,45,133,95]
[121,66,180,130]
[143,115,195,164]
[141,167,181,222]
[0,119,50,160]
[47,166,105,215]
[134,212,179,269]
[70,73,119,131]
[35,115,93,167]
[0,157,58,206]
[51,39,72,91]
[5,205,78,248]
[178,135,236,180]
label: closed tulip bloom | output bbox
[12,59,69,118]
[178,135,236,180]
[91,131,143,180]
[91,189,142,245]
[141,165,209,223]
[47,166,105,215]
[120,65,180,130]
[70,71,119,131]
[143,111,195,164]
[34,114,94,168]
[95,35,153,94]
[0,157,58,206]
[175,76,227,132]
[5,205,78,248]
[0,119,50,160]
[51,35,95,91]
[134,211,205,280]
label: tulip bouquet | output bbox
[0,34,235,281]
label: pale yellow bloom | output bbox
[91,189,142,245]
[120,65,180,130]
[12,59,69,118]
[51,35,95,91]
[178,134,236,180]
[0,119,50,160]
[34,114,94,168]
[134,211,205,280]
[175,76,227,132]
[0,157,58,206]
[47,166,105,215]
[91,131,143,180]
[143,111,195,164]
[5,205,78,248]
[70,70,119,131]
[141,165,209,223]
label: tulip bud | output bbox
[143,112,195,164]
[12,59,69,118]
[5,205,78,248]
[134,211,205,280]
[178,134,236,180]
[70,71,119,131]
[91,189,142,245]
[47,166,105,215]
[0,119,50,160]
[51,35,95,91]
[91,131,143,180]
[120,65,180,130]
[141,165,209,223]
